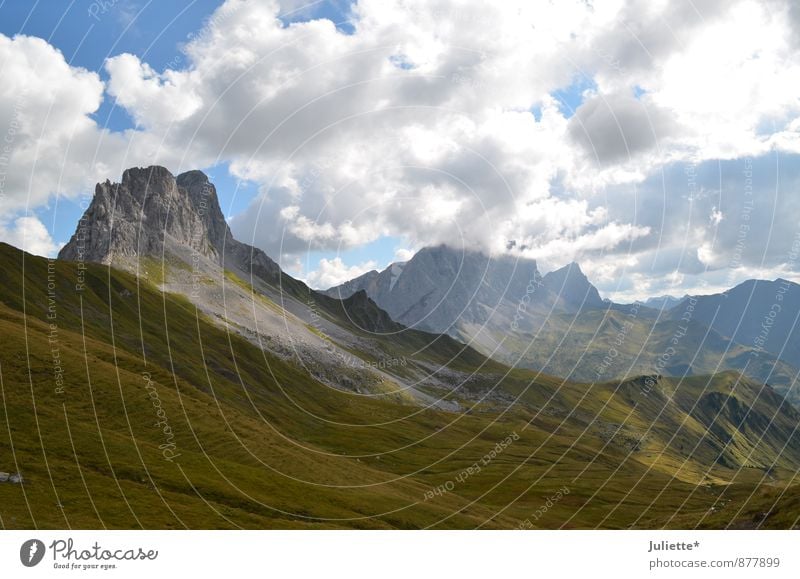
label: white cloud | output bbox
[522,221,651,272]
[304,257,377,289]
[133,0,792,267]
[568,91,675,165]
[0,34,134,213]
[4,0,800,297]
[393,247,415,262]
[105,53,202,128]
[645,1,800,160]
[0,216,59,257]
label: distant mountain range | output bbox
[638,295,685,310]
[326,246,800,405]
[681,279,800,366]
[323,247,603,333]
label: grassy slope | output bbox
[0,244,798,529]
[491,308,800,405]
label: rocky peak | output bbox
[542,261,604,311]
[176,169,233,252]
[120,165,177,204]
[323,243,542,334]
[58,166,233,265]
[58,165,288,293]
[337,289,402,332]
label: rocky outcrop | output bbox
[0,471,23,483]
[540,261,605,312]
[323,245,543,334]
[58,166,283,283]
[59,166,220,263]
[323,245,609,336]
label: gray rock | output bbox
[58,166,283,283]
[323,245,605,336]
[0,472,9,482]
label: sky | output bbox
[1,0,799,301]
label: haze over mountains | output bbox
[639,295,686,310]
[326,246,800,405]
[2,165,800,529]
[324,247,602,334]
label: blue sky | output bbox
[1,0,799,299]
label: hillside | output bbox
[670,279,800,366]
[2,240,800,528]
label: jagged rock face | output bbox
[323,245,607,335]
[540,261,605,312]
[324,245,543,334]
[58,165,283,282]
[393,246,541,332]
[176,169,232,253]
[59,166,232,264]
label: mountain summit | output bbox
[58,165,281,281]
[670,278,800,366]
[540,261,605,312]
[323,245,544,335]
[324,246,608,336]
[54,166,501,409]
[325,246,800,404]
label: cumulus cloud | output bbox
[304,256,377,289]
[0,216,59,257]
[4,0,800,297]
[393,247,415,262]
[0,34,134,214]
[105,53,203,129]
[568,92,674,165]
[583,154,800,301]
[93,0,628,261]
[127,0,794,266]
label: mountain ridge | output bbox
[326,245,800,406]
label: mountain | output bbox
[670,278,800,366]
[327,246,800,406]
[3,166,800,529]
[325,245,540,334]
[56,166,503,407]
[639,294,684,310]
[2,245,799,529]
[323,245,604,337]
[510,306,800,403]
[59,166,283,284]
[540,261,605,313]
